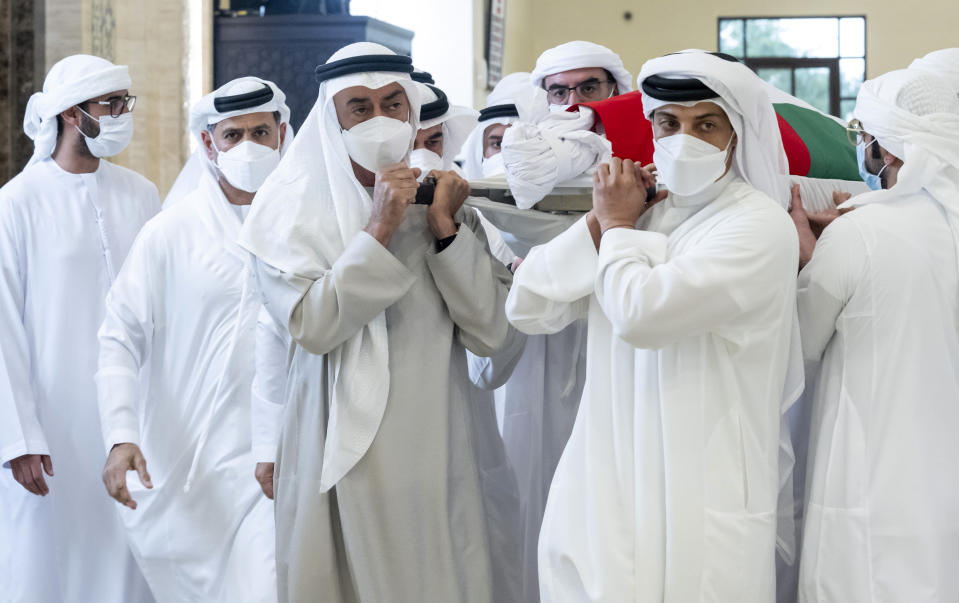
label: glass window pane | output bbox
[745,18,839,58]
[757,68,793,95]
[719,19,745,58]
[794,67,831,114]
[840,58,865,98]
[840,99,857,122]
[839,17,865,57]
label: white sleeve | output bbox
[506,215,597,335]
[95,223,159,451]
[0,198,48,465]
[797,216,865,362]
[251,306,290,463]
[595,208,797,349]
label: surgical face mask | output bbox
[652,132,734,197]
[408,148,445,181]
[76,108,134,158]
[549,103,573,113]
[481,152,506,178]
[213,139,280,193]
[341,115,413,173]
[856,139,883,191]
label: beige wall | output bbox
[487,0,958,95]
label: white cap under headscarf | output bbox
[846,69,959,244]
[909,48,959,96]
[415,81,478,169]
[238,42,421,493]
[638,49,790,206]
[462,72,548,179]
[163,76,292,207]
[531,41,633,94]
[23,54,131,166]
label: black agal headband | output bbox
[640,52,740,102]
[314,54,413,84]
[411,71,435,85]
[420,85,449,121]
[479,103,519,122]
[213,83,275,113]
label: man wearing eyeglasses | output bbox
[531,40,632,108]
[793,69,959,602]
[0,54,158,602]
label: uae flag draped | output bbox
[581,86,863,185]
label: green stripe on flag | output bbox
[774,103,861,181]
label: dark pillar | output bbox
[0,0,42,185]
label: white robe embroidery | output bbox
[508,174,799,602]
[97,172,277,602]
[0,157,158,603]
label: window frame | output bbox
[717,15,867,119]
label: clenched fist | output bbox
[427,170,470,240]
[365,162,421,247]
[592,158,666,237]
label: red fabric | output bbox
[577,91,655,165]
[776,113,810,176]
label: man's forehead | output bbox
[213,111,276,130]
[419,123,443,136]
[334,82,406,102]
[656,101,728,119]
[544,67,608,87]
[483,122,508,140]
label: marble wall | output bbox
[0,0,41,183]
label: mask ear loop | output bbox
[860,137,888,178]
[74,105,102,140]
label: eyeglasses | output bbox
[92,94,137,118]
[846,118,871,146]
[546,79,615,104]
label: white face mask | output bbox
[341,115,413,173]
[76,108,134,158]
[213,139,281,193]
[549,103,573,113]
[652,132,734,197]
[481,152,506,178]
[408,148,445,182]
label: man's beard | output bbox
[74,111,99,159]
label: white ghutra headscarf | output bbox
[163,76,292,207]
[23,54,131,166]
[638,49,790,207]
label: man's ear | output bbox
[200,129,217,162]
[60,106,82,127]
[279,122,288,147]
[879,145,901,166]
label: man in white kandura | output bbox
[96,76,289,602]
[487,41,633,602]
[791,68,959,603]
[0,54,157,603]
[507,50,803,602]
[238,42,522,603]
